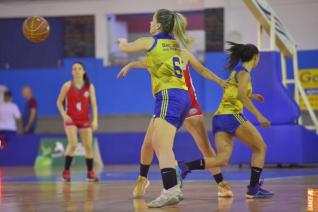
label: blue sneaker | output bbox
[177,161,191,187]
[246,181,274,199]
[176,165,183,188]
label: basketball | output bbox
[22,16,50,43]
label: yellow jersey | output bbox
[215,66,252,115]
[146,33,188,95]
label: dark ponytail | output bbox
[83,73,90,86]
[74,62,90,86]
[226,41,259,70]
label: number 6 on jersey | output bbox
[173,56,183,78]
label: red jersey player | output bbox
[183,63,203,117]
[117,49,233,198]
[57,62,99,182]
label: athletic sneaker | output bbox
[218,181,234,197]
[62,169,71,182]
[147,185,182,208]
[87,170,99,182]
[177,192,184,201]
[133,176,150,198]
[175,167,185,201]
[246,180,274,199]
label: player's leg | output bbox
[148,118,181,207]
[140,118,155,176]
[63,125,79,182]
[178,114,235,175]
[183,115,222,176]
[147,89,188,208]
[211,132,234,168]
[79,127,98,182]
[183,115,233,197]
[178,131,233,179]
[133,118,155,197]
[234,120,273,198]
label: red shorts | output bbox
[64,121,91,129]
[186,98,203,118]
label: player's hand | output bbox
[251,94,264,102]
[117,65,130,78]
[63,114,73,123]
[91,119,98,132]
[219,80,229,89]
[257,115,270,128]
[116,38,128,46]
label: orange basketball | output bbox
[22,16,50,43]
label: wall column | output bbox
[95,13,108,66]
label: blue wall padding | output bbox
[0,51,317,119]
[243,52,300,125]
[0,58,154,115]
[203,52,230,113]
[297,50,318,69]
[0,18,64,69]
[97,133,146,164]
[0,68,69,115]
[1,126,317,166]
[0,135,40,166]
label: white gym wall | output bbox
[0,0,317,65]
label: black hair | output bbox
[4,90,12,102]
[226,41,259,70]
[73,62,90,86]
[4,90,12,97]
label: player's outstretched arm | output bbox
[185,49,228,89]
[117,37,154,53]
[117,60,147,78]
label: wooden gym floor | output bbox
[0,166,317,212]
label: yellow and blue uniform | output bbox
[146,33,190,128]
[212,65,252,135]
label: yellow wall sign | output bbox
[299,69,318,110]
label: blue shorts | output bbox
[212,114,247,135]
[154,89,190,129]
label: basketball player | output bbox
[178,42,274,199]
[57,62,99,182]
[117,49,233,199]
[117,9,195,208]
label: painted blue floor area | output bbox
[3,168,318,183]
